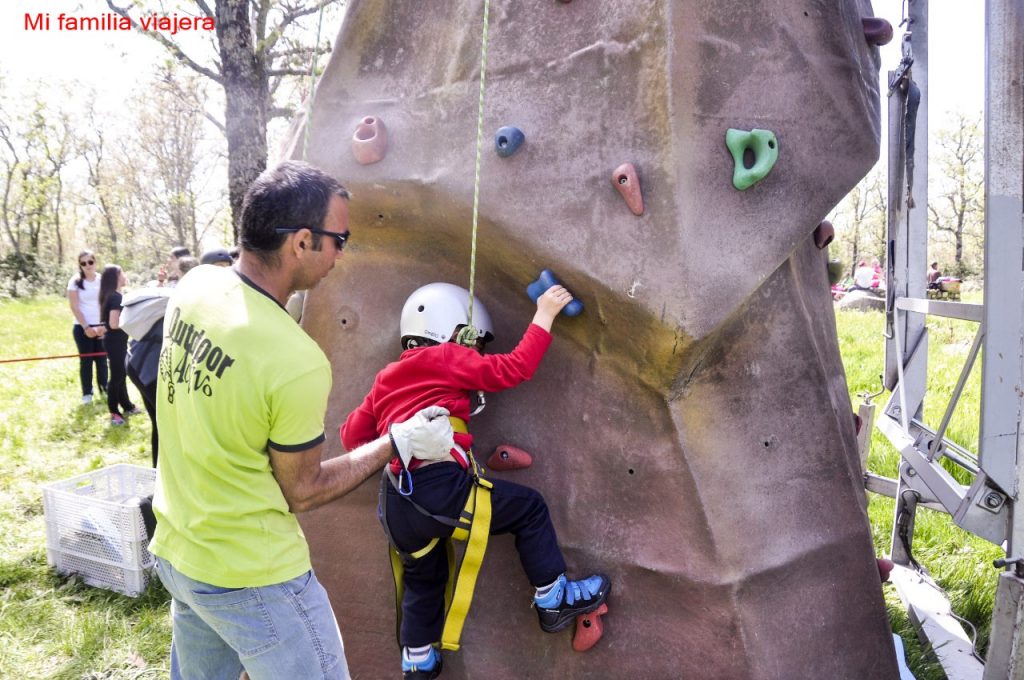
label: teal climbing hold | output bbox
[725,129,779,190]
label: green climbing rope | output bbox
[456,0,492,348]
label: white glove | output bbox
[389,406,455,468]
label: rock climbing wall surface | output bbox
[292,1,900,677]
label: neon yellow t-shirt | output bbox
[150,265,331,587]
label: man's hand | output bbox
[390,406,455,468]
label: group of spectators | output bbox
[66,244,238,431]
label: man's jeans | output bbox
[154,556,350,680]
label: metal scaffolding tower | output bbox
[865,0,1024,677]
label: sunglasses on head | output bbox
[80,259,95,266]
[275,227,349,251]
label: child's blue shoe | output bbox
[402,645,442,679]
[534,573,611,633]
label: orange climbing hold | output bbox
[572,603,609,652]
[487,444,533,471]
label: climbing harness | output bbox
[380,417,494,651]
[455,0,493,349]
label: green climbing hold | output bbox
[725,129,779,190]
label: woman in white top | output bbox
[852,260,875,291]
[66,250,108,404]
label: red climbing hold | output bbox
[573,603,609,652]
[352,116,388,165]
[862,17,893,47]
[612,163,644,216]
[487,444,533,471]
[877,557,894,582]
[853,413,863,436]
[814,220,834,250]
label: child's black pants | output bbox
[381,461,567,648]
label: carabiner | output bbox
[398,468,414,497]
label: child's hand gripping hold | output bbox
[533,285,574,332]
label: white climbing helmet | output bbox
[400,282,494,348]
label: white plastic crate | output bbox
[42,463,156,597]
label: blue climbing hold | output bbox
[526,269,583,317]
[495,126,525,157]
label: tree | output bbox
[928,113,984,278]
[106,0,339,241]
[79,66,226,271]
[0,85,78,296]
[829,169,886,276]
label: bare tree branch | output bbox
[265,68,313,77]
[193,0,216,18]
[268,106,295,119]
[106,0,225,84]
[260,0,337,56]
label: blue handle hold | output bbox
[495,126,525,157]
[526,269,583,317]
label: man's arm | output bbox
[270,406,454,513]
[269,436,392,513]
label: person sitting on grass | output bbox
[341,281,611,680]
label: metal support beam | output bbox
[981,0,1024,676]
[895,297,985,323]
[890,564,984,680]
[884,3,929,404]
[986,573,1024,680]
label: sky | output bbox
[0,1,984,118]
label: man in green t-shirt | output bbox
[150,161,455,680]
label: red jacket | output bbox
[341,324,553,472]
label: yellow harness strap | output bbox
[439,417,493,651]
[386,417,494,652]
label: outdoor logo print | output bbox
[160,307,236,402]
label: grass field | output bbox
[837,291,999,680]
[0,296,171,679]
[0,294,1000,679]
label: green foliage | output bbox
[838,300,998,680]
[0,296,170,679]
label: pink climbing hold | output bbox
[573,603,609,652]
[487,444,533,471]
[612,163,644,216]
[352,116,388,165]
[862,17,893,47]
[814,220,834,250]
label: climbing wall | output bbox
[291,1,900,677]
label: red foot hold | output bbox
[862,17,893,46]
[814,220,834,250]
[877,557,894,582]
[487,444,533,471]
[351,116,388,165]
[853,413,863,436]
[612,163,644,216]
[573,603,608,652]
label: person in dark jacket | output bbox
[99,265,140,426]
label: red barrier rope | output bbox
[0,352,107,365]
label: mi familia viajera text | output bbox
[24,12,215,35]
